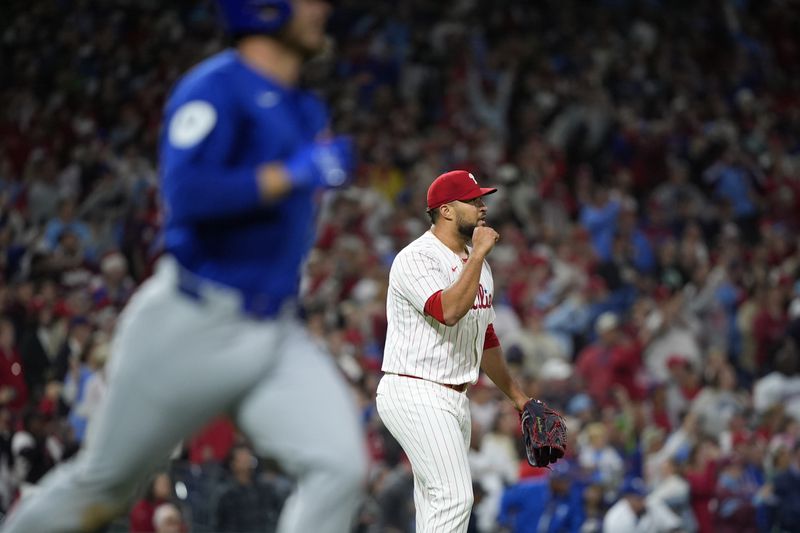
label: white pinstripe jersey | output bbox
[382,230,496,385]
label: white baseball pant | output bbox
[376,374,473,533]
[1,257,367,533]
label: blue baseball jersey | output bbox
[159,50,329,316]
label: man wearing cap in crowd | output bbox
[603,477,682,533]
[576,311,645,407]
[497,461,583,533]
[376,170,531,531]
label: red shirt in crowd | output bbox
[685,460,718,533]
[753,307,787,366]
[576,340,643,406]
[129,497,166,533]
[188,417,236,465]
[0,345,28,412]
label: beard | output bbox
[456,214,476,241]
[276,29,329,62]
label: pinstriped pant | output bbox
[376,374,473,533]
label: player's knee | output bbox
[444,484,474,519]
[326,447,368,492]
[73,461,141,506]
[316,427,368,490]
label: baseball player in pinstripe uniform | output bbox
[376,170,531,532]
[1,2,367,532]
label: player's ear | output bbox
[439,203,455,221]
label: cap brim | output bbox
[463,187,498,200]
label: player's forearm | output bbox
[440,253,485,326]
[162,163,263,224]
[256,138,353,200]
[481,346,528,411]
[163,161,294,225]
[236,158,334,204]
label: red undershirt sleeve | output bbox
[484,323,501,350]
[423,290,446,324]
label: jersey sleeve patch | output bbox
[168,100,218,149]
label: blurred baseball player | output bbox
[1,1,367,532]
[376,170,531,532]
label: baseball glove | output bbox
[520,399,567,468]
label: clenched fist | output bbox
[472,226,500,257]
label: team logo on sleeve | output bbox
[168,100,217,148]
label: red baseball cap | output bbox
[427,170,497,211]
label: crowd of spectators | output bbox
[1,0,800,531]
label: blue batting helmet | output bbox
[216,0,293,35]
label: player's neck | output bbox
[431,225,469,258]
[237,38,302,87]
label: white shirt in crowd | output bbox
[603,497,682,533]
[754,371,800,422]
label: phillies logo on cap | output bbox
[426,170,497,211]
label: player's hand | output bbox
[286,136,354,189]
[472,226,499,257]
